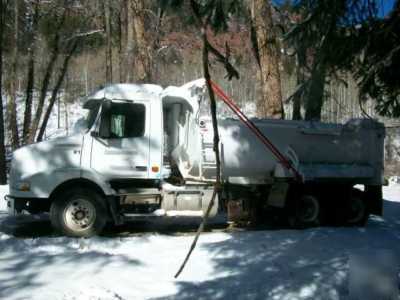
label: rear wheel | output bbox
[346,190,369,226]
[289,195,321,228]
[50,188,107,237]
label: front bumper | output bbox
[4,195,51,215]
[4,195,17,216]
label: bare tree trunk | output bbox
[251,0,284,119]
[0,0,7,184]
[8,0,20,149]
[292,51,306,120]
[118,0,127,82]
[174,25,222,282]
[125,0,135,82]
[153,6,164,82]
[65,98,69,136]
[22,0,39,145]
[304,62,327,121]
[131,0,152,83]
[175,0,239,278]
[37,40,79,142]
[57,93,60,129]
[104,0,113,84]
[28,11,66,144]
[292,91,302,120]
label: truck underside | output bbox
[9,173,383,238]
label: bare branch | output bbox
[205,39,239,80]
[65,29,103,41]
[175,0,237,279]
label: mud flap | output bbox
[267,182,289,208]
[365,185,383,216]
[106,196,124,225]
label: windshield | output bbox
[81,98,102,130]
[85,103,101,130]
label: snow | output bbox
[0,183,399,300]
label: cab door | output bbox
[90,101,150,179]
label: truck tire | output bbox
[289,195,320,228]
[50,188,107,237]
[346,189,369,226]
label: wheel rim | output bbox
[298,195,319,223]
[64,198,96,232]
[347,196,365,224]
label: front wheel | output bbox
[50,188,107,237]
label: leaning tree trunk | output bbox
[175,0,239,278]
[8,0,20,150]
[251,0,284,119]
[22,0,39,145]
[0,0,7,184]
[28,11,66,144]
[131,0,152,83]
[174,25,222,281]
[37,40,79,142]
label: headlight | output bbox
[16,181,30,192]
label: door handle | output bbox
[135,166,147,171]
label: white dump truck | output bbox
[5,79,385,236]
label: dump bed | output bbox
[162,80,385,186]
[171,115,384,185]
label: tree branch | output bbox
[65,29,103,41]
[175,0,238,279]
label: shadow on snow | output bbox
[153,199,400,300]
[0,199,399,299]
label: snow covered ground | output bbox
[0,184,399,300]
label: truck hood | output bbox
[11,134,84,182]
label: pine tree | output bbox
[286,0,400,120]
[355,0,400,117]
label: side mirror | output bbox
[102,99,112,112]
[90,131,100,138]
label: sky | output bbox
[380,0,396,15]
[274,0,396,17]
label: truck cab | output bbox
[7,80,218,236]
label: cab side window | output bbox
[109,103,145,138]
